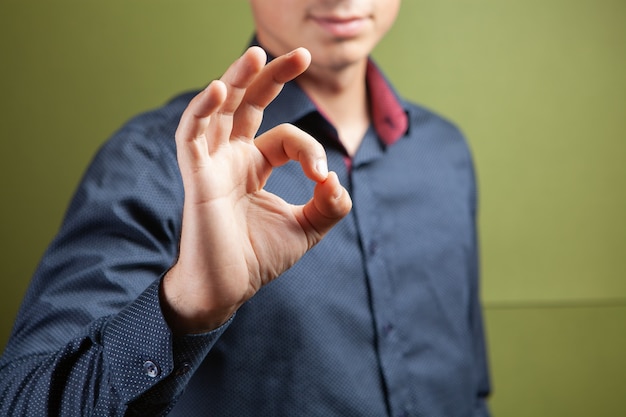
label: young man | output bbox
[0,1,491,416]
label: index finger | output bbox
[231,47,311,140]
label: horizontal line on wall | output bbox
[483,298,626,310]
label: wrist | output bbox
[159,267,236,335]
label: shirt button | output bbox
[382,322,394,336]
[174,362,192,377]
[368,240,379,256]
[143,360,160,378]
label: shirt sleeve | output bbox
[0,106,226,416]
[467,149,492,417]
[1,279,230,416]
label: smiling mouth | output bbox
[310,16,369,38]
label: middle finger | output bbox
[230,47,311,141]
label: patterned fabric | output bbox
[0,55,490,416]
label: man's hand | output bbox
[161,47,352,334]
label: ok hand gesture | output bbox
[162,47,352,334]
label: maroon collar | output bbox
[366,60,409,146]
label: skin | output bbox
[162,0,401,334]
[250,0,401,153]
[249,0,401,76]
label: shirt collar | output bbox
[365,60,409,146]
[252,38,409,146]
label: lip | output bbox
[310,15,369,38]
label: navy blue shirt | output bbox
[0,58,490,416]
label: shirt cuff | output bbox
[101,278,232,405]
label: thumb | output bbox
[298,171,352,248]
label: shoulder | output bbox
[106,91,197,155]
[67,90,199,217]
[88,91,199,178]
[403,100,466,143]
[397,99,477,184]
[401,99,475,161]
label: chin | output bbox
[311,43,371,69]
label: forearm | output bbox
[0,317,115,415]
[0,280,229,416]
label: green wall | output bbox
[1,1,624,415]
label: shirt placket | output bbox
[349,131,415,417]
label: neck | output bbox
[297,60,370,156]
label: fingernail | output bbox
[333,186,343,200]
[316,159,328,178]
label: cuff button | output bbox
[143,360,160,378]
